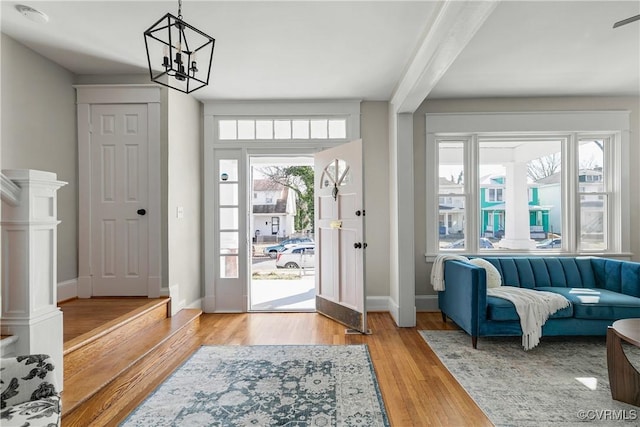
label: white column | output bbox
[500,162,536,249]
[388,112,416,327]
[1,169,66,390]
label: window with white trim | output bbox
[218,118,347,140]
[432,132,620,254]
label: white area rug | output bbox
[121,345,389,426]
[420,331,640,427]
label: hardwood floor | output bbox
[196,312,492,426]
[61,303,492,426]
[59,297,168,343]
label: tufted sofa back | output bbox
[480,257,640,298]
[589,257,640,297]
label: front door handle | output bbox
[137,208,147,216]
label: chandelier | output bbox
[144,0,215,93]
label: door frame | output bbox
[203,101,361,313]
[75,85,162,298]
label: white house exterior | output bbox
[536,169,605,237]
[252,179,297,241]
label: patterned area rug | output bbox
[121,345,389,426]
[420,331,640,427]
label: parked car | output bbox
[263,237,314,258]
[276,244,315,269]
[536,238,561,249]
[445,238,494,249]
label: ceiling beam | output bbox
[390,0,500,114]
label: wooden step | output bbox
[61,306,201,426]
[63,298,170,380]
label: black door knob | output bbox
[137,209,147,216]
[354,242,362,249]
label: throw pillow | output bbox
[468,258,502,289]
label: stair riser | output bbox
[63,303,168,380]
[62,316,200,426]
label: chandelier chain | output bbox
[177,0,183,19]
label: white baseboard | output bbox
[202,295,216,313]
[185,298,203,310]
[366,296,391,312]
[57,279,78,302]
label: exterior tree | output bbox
[257,166,314,232]
[528,153,561,181]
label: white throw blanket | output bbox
[488,287,570,350]
[430,255,469,291]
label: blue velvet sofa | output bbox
[438,257,640,348]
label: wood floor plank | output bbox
[63,303,491,426]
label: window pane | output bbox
[256,120,273,139]
[580,195,607,251]
[479,140,561,250]
[439,196,466,249]
[328,119,346,139]
[220,232,238,252]
[310,120,328,139]
[219,183,238,205]
[274,120,291,139]
[579,140,605,188]
[237,120,255,139]
[220,207,239,230]
[218,120,237,140]
[219,159,238,182]
[292,120,309,139]
[220,256,238,278]
[438,141,465,249]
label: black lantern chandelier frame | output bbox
[144,0,215,94]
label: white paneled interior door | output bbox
[90,104,149,296]
[314,139,367,333]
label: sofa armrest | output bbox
[0,354,58,408]
[439,260,487,339]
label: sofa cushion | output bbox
[0,355,58,409]
[0,397,60,427]
[480,257,598,290]
[486,294,574,321]
[590,258,640,298]
[468,258,502,288]
[537,287,640,320]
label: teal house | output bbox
[480,174,551,239]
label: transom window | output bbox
[218,118,347,140]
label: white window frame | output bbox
[425,111,631,257]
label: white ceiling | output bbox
[1,1,638,103]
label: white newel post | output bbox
[1,169,67,390]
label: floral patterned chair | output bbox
[0,354,60,427]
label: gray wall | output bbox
[361,101,391,298]
[1,34,78,283]
[413,96,640,299]
[167,90,203,310]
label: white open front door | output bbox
[314,139,367,333]
[90,103,150,296]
